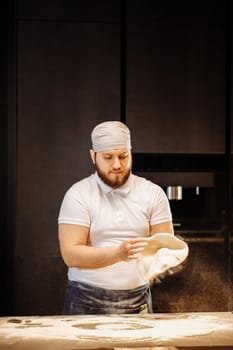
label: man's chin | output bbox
[109,180,124,189]
[106,177,124,189]
[95,162,131,188]
[98,172,130,188]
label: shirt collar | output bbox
[94,172,132,195]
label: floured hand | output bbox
[118,238,148,261]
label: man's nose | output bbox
[112,157,121,169]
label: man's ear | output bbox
[89,149,96,164]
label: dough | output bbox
[137,233,189,282]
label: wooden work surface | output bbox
[0,312,232,349]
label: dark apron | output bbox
[63,280,153,315]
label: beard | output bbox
[95,162,131,189]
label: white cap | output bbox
[91,121,131,152]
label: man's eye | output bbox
[120,154,128,159]
[104,156,112,160]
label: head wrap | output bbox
[91,121,131,152]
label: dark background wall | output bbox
[1,0,232,316]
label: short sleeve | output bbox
[58,185,90,227]
[150,185,172,225]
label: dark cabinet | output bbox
[14,1,121,315]
[126,0,226,153]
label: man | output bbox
[58,120,174,314]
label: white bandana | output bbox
[91,121,131,152]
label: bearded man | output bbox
[58,120,175,314]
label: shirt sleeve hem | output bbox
[150,217,173,226]
[58,218,90,227]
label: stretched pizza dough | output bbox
[137,233,189,283]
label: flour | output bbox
[0,314,230,343]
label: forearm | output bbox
[61,244,121,269]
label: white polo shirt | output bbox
[58,172,172,290]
